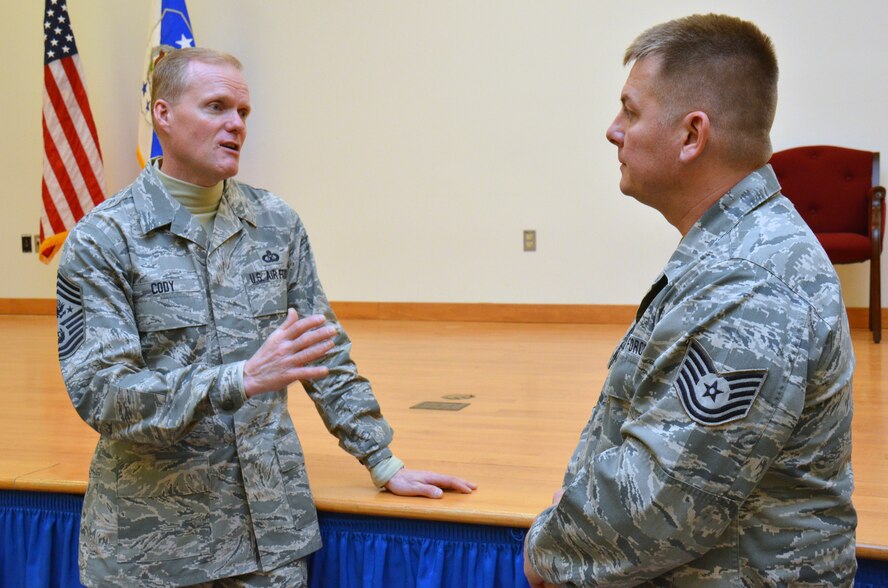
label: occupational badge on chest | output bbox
[673,339,767,426]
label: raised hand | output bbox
[243,309,336,397]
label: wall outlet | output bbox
[523,230,536,252]
[21,234,32,253]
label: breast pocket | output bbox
[242,262,289,341]
[243,263,289,317]
[133,272,209,333]
[602,327,650,424]
[115,450,210,563]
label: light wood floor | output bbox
[1,316,885,560]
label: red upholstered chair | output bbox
[769,146,885,343]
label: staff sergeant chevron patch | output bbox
[57,274,85,360]
[674,339,767,426]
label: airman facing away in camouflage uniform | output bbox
[524,14,856,587]
[57,47,476,588]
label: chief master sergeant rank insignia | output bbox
[57,274,84,361]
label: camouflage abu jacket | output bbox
[525,166,856,586]
[57,164,395,587]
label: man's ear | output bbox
[152,99,171,133]
[679,111,709,163]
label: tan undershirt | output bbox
[154,160,224,238]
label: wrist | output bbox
[242,361,260,398]
[370,456,405,487]
[210,361,248,413]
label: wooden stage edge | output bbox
[2,314,886,562]
[2,298,887,328]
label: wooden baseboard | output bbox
[845,307,888,331]
[0,299,636,324]
[0,299,56,315]
[3,298,887,329]
[330,301,637,324]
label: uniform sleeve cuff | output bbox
[211,361,248,413]
[369,455,405,487]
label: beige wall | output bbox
[2,1,884,306]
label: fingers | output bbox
[453,478,478,493]
[276,313,336,366]
[400,479,445,499]
[282,307,299,327]
[272,307,303,337]
[273,311,337,367]
[281,326,336,371]
[273,333,334,388]
[287,364,330,382]
[385,469,477,499]
[291,323,337,354]
[289,340,335,369]
[279,311,327,340]
[244,311,337,397]
[413,483,445,499]
[412,471,477,494]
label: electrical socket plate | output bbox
[523,230,536,252]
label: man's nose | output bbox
[226,112,246,132]
[606,120,623,146]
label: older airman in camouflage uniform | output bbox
[57,48,474,587]
[524,15,856,587]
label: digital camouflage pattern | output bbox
[525,166,856,586]
[188,556,307,588]
[57,164,395,587]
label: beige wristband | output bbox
[369,456,405,488]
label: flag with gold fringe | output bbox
[39,0,107,263]
[137,0,196,167]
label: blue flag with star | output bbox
[137,0,195,166]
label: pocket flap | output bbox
[117,451,210,497]
[133,273,208,332]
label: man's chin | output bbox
[618,179,633,197]
[218,163,239,182]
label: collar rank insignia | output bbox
[57,274,85,361]
[261,250,280,263]
[674,339,767,426]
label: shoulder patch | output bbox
[57,274,85,360]
[674,339,767,426]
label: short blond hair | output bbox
[625,14,778,168]
[151,47,242,110]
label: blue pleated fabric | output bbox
[2,490,888,588]
[857,559,888,588]
[307,512,530,588]
[0,490,84,588]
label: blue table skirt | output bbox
[1,490,886,587]
[0,490,528,588]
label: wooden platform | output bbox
[1,315,885,560]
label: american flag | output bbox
[39,0,106,263]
